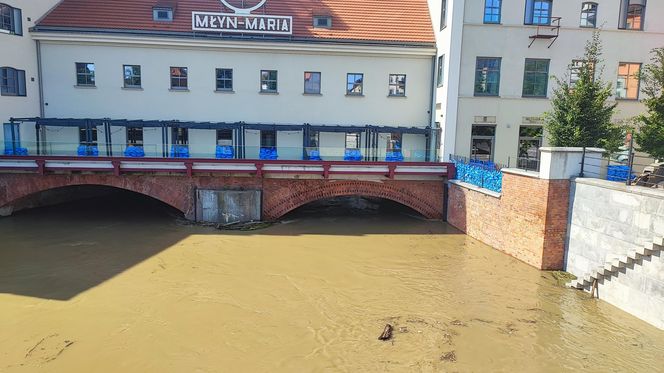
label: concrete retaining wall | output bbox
[566,178,664,329]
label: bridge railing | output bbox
[3,142,435,163]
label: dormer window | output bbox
[153,7,173,22]
[313,16,332,28]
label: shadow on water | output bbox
[0,191,458,301]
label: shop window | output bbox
[170,66,188,90]
[518,126,543,170]
[388,74,406,96]
[525,0,553,25]
[522,58,550,97]
[619,0,646,30]
[616,62,641,99]
[308,130,319,149]
[0,67,26,96]
[3,123,20,151]
[127,127,143,146]
[346,73,363,95]
[474,57,501,96]
[172,127,188,145]
[304,71,321,94]
[261,130,276,148]
[260,70,278,93]
[123,65,141,88]
[345,132,360,149]
[216,129,233,146]
[437,55,445,87]
[484,0,502,24]
[216,68,233,91]
[0,3,21,35]
[580,2,598,28]
[76,63,95,86]
[79,126,98,146]
[471,125,495,161]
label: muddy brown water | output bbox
[1,193,663,372]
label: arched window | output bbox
[619,0,646,30]
[1,67,26,96]
[525,0,553,25]
[0,3,22,35]
[580,2,598,28]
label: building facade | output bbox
[431,0,663,167]
[2,0,439,162]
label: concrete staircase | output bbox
[567,236,664,291]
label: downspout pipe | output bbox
[428,54,437,162]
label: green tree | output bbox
[544,31,622,151]
[634,48,664,160]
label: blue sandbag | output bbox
[385,151,404,162]
[170,145,190,158]
[3,147,28,156]
[259,147,278,160]
[124,146,145,157]
[77,145,98,156]
[215,145,234,159]
[344,149,362,161]
[308,150,322,161]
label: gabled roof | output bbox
[36,0,435,45]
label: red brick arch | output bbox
[0,174,193,216]
[262,179,444,220]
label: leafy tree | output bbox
[544,31,622,152]
[634,48,664,160]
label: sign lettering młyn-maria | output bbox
[192,0,292,35]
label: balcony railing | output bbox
[528,17,561,48]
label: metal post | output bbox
[579,147,586,177]
[626,134,635,186]
[35,122,40,155]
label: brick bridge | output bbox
[0,156,453,221]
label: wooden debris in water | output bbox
[378,324,394,341]
[216,220,275,231]
[440,351,457,362]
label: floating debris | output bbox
[440,351,457,362]
[378,324,394,341]
[451,319,467,327]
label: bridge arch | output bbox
[0,174,191,216]
[262,179,443,221]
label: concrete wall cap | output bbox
[540,147,605,153]
[502,168,540,179]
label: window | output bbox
[313,16,331,28]
[216,68,233,91]
[471,125,496,161]
[484,0,502,24]
[522,59,550,97]
[440,0,447,30]
[387,133,402,152]
[619,0,646,30]
[525,0,553,25]
[388,74,406,96]
[0,67,26,96]
[76,63,95,86]
[474,57,501,96]
[580,2,597,28]
[260,70,278,93]
[346,73,363,95]
[0,3,21,35]
[127,127,143,146]
[172,128,188,145]
[345,132,360,149]
[261,130,276,148]
[123,65,141,88]
[616,62,641,99]
[518,126,543,170]
[304,71,321,94]
[216,129,233,146]
[437,55,445,87]
[569,59,595,87]
[170,67,188,89]
[79,126,98,146]
[153,7,173,22]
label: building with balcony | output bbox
[430,0,663,167]
[1,0,439,162]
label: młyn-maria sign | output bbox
[192,0,292,35]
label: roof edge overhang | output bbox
[30,26,437,56]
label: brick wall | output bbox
[447,171,569,270]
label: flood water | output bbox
[1,192,663,372]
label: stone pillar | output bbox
[447,147,604,270]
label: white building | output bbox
[2,0,439,162]
[430,0,663,167]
